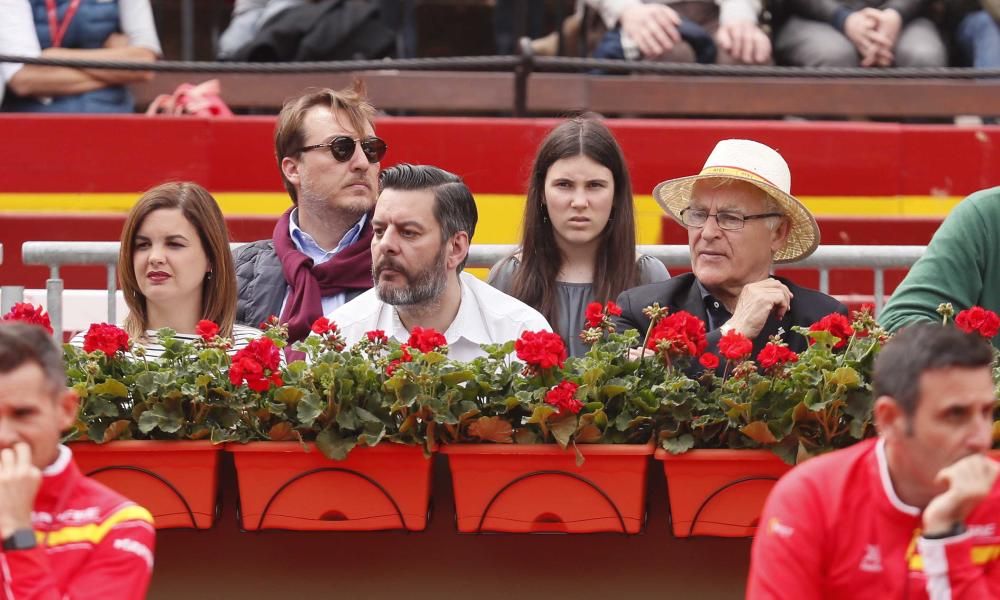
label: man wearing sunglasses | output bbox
[325,164,551,361]
[613,139,846,364]
[235,84,387,343]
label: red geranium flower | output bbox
[718,330,753,361]
[955,307,1000,339]
[386,344,413,377]
[366,329,388,344]
[606,301,622,317]
[408,327,447,353]
[515,330,567,370]
[757,342,799,370]
[646,310,707,358]
[82,323,130,356]
[809,313,854,349]
[699,353,720,370]
[310,317,337,336]
[1,302,53,335]
[545,381,583,415]
[195,320,220,341]
[229,337,283,392]
[584,302,604,328]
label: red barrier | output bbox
[2,115,999,196]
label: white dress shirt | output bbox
[327,271,552,362]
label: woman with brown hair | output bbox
[72,181,259,358]
[489,116,669,357]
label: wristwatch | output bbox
[922,522,966,540]
[2,529,37,551]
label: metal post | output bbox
[0,287,24,314]
[106,264,118,324]
[47,266,63,340]
[873,269,885,317]
[181,0,195,61]
[819,269,830,295]
[514,37,534,117]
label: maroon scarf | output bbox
[273,208,374,343]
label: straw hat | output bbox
[651,139,819,263]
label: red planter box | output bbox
[227,442,432,531]
[657,448,792,538]
[442,443,654,534]
[69,440,221,529]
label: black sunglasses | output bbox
[297,136,387,163]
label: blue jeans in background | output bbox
[957,10,1000,69]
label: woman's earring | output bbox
[206,271,213,281]
[541,204,549,224]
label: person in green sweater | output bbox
[879,186,1000,345]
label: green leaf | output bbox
[828,366,861,389]
[296,395,322,426]
[336,407,358,430]
[92,379,129,398]
[274,386,304,407]
[315,429,355,460]
[355,407,381,424]
[660,434,694,454]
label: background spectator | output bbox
[589,0,773,65]
[774,0,946,67]
[1,0,161,113]
[489,116,669,357]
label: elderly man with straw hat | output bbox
[614,138,846,358]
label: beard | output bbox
[373,244,449,306]
[297,169,374,219]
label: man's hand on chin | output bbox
[0,443,41,538]
[725,278,793,339]
[923,454,1000,536]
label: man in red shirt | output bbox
[748,323,1000,599]
[0,322,155,599]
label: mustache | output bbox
[374,258,407,275]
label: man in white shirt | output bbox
[327,164,552,362]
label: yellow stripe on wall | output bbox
[37,504,154,547]
[0,192,964,248]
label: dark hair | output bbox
[509,115,639,326]
[0,322,65,392]
[119,182,237,340]
[873,323,994,417]
[274,83,376,204]
[378,163,478,272]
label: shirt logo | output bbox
[767,517,794,538]
[860,544,883,573]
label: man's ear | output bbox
[770,216,791,254]
[874,395,905,439]
[446,232,470,272]
[281,156,301,188]
[56,388,79,432]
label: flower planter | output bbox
[657,448,792,538]
[228,442,432,531]
[69,440,221,529]
[442,443,654,534]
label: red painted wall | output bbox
[3,115,999,196]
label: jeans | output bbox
[956,10,1000,69]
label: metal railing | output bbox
[16,241,924,337]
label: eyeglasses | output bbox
[679,208,783,231]
[297,136,387,163]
